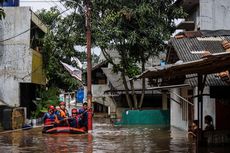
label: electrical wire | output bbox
[0,8,70,42]
[47,0,68,16]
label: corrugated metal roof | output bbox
[138,52,230,79]
[169,30,230,86]
[171,37,201,62]
[200,30,230,37]
[186,74,228,87]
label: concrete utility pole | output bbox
[85,0,92,131]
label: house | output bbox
[89,49,170,125]
[136,30,230,132]
[167,30,230,131]
[0,7,47,122]
[90,60,114,116]
[136,49,230,146]
[171,0,230,131]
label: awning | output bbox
[135,52,230,79]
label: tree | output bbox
[92,0,186,108]
[38,1,186,109]
[0,0,5,20]
[37,7,86,91]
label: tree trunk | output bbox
[130,79,138,109]
[138,58,145,108]
[121,71,133,108]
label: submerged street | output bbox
[1,118,230,153]
[0,118,195,153]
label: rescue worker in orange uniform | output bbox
[55,101,69,126]
[42,105,58,132]
[42,105,57,125]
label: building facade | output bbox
[167,31,230,131]
[0,7,47,115]
[177,0,230,31]
[171,0,230,131]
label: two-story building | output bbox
[171,0,230,131]
[0,7,47,124]
[176,0,230,31]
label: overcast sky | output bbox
[19,0,181,55]
[20,0,101,56]
[20,0,65,11]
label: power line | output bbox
[0,8,70,42]
[48,0,66,13]
[0,28,32,42]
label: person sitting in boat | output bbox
[42,105,57,126]
[78,102,88,129]
[69,108,82,128]
[55,101,69,126]
[42,105,58,133]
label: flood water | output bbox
[0,118,229,153]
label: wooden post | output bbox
[85,0,92,131]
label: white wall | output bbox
[170,88,188,130]
[200,0,230,30]
[0,7,32,106]
[201,87,216,129]
[84,84,117,114]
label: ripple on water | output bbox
[0,119,197,153]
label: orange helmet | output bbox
[72,108,78,114]
[49,105,55,110]
[59,101,66,106]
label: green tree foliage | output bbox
[32,87,60,118]
[37,7,86,91]
[92,0,186,108]
[0,0,5,20]
[37,1,186,109]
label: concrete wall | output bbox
[170,88,188,130]
[199,0,230,30]
[0,7,32,107]
[90,84,116,114]
[171,86,216,130]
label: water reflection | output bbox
[0,118,229,153]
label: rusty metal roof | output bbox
[170,31,230,62]
[135,52,230,87]
[185,74,228,87]
[167,30,230,86]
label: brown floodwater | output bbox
[0,118,229,153]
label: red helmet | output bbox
[72,108,78,113]
[49,105,55,110]
[59,101,66,106]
